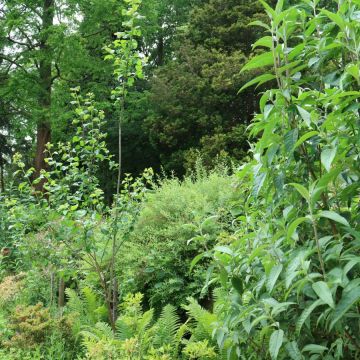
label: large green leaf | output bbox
[214,246,234,256]
[312,281,335,309]
[330,286,360,329]
[286,341,303,360]
[287,217,309,241]
[293,131,319,150]
[238,73,276,93]
[269,329,284,360]
[302,344,328,354]
[296,299,324,334]
[296,106,311,127]
[267,265,283,293]
[289,183,310,202]
[321,147,337,172]
[241,52,274,73]
[321,9,346,30]
[253,36,273,49]
[319,210,349,227]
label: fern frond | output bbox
[153,304,181,348]
[65,288,83,315]
[82,286,99,323]
[184,298,217,341]
[116,319,135,340]
[94,321,114,339]
[139,309,154,334]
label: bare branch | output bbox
[0,54,29,74]
[7,36,35,50]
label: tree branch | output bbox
[6,36,36,50]
[0,54,28,74]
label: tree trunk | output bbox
[156,36,164,66]
[0,153,4,192]
[34,0,54,190]
[58,277,65,308]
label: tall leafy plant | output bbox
[104,0,145,331]
[202,0,360,359]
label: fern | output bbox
[65,286,103,329]
[82,286,99,324]
[65,288,83,315]
[152,305,180,348]
[184,298,217,341]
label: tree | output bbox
[0,1,56,186]
[0,0,123,190]
[144,0,273,174]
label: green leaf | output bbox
[286,341,303,360]
[248,20,271,30]
[312,281,335,309]
[288,44,305,61]
[293,131,319,150]
[296,106,311,127]
[238,74,276,93]
[319,210,349,227]
[346,64,359,82]
[330,286,360,329]
[269,329,284,360]
[287,217,308,241]
[317,167,342,188]
[321,9,346,30]
[321,147,337,172]
[253,172,267,197]
[275,0,284,13]
[289,183,310,202]
[302,344,328,354]
[190,253,206,272]
[231,276,243,295]
[259,0,276,18]
[267,265,283,293]
[296,299,324,334]
[214,246,234,256]
[253,36,273,49]
[241,52,274,73]
[284,129,298,153]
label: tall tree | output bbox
[0,1,57,186]
[35,0,54,182]
[144,0,274,173]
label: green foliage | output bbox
[196,0,360,358]
[4,303,51,348]
[118,167,240,310]
[144,0,273,173]
[1,1,359,359]
[42,90,113,213]
[80,293,225,359]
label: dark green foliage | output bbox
[117,168,239,310]
[144,0,273,174]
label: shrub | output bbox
[117,167,240,310]
[4,303,52,348]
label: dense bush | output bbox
[117,167,240,310]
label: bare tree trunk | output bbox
[156,36,164,66]
[58,277,65,308]
[34,0,54,190]
[0,153,4,192]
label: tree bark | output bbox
[34,0,54,190]
[58,277,65,308]
[156,36,164,66]
[0,153,4,192]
